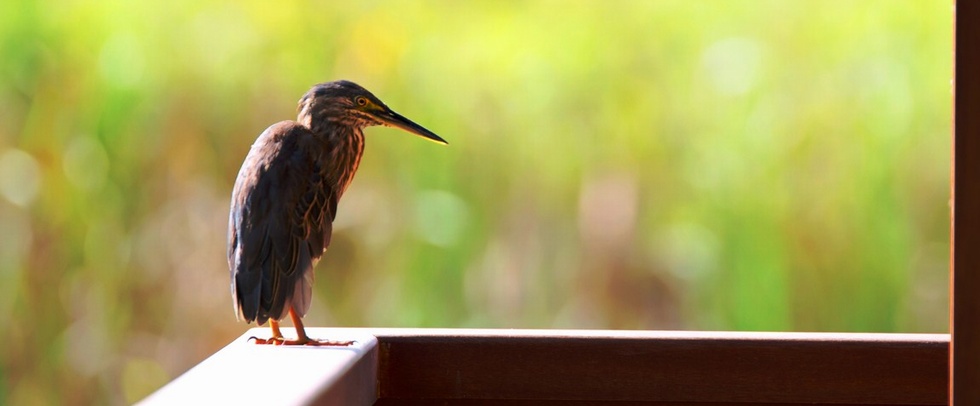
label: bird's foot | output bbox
[248,335,280,345]
[300,338,356,347]
[248,335,354,346]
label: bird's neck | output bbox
[298,113,367,195]
[325,125,366,196]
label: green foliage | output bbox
[0,1,951,404]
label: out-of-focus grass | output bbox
[0,1,951,404]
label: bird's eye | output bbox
[355,96,368,106]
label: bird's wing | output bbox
[227,121,338,325]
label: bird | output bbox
[227,80,447,345]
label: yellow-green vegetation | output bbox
[0,1,951,404]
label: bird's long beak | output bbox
[376,109,448,145]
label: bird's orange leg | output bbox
[250,319,286,345]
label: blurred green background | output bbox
[0,1,952,404]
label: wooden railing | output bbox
[140,328,948,405]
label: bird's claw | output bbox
[248,335,354,346]
[310,339,356,347]
[248,335,284,345]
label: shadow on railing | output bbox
[140,328,949,406]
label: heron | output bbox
[228,80,447,345]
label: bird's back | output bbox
[227,120,349,325]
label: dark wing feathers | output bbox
[227,121,338,325]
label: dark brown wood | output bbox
[953,2,980,406]
[374,401,916,406]
[375,330,948,405]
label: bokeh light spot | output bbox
[702,37,765,96]
[63,136,110,192]
[0,148,42,207]
[99,32,145,88]
[414,190,469,247]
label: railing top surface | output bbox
[138,330,378,406]
[362,327,949,342]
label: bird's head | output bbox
[298,80,447,144]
